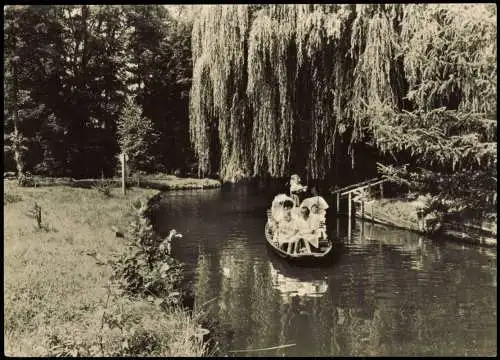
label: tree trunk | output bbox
[11,19,24,178]
[13,126,24,177]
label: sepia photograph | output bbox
[3,4,497,357]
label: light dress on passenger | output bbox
[308,213,326,239]
[274,215,299,247]
[296,217,318,250]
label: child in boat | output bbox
[309,204,326,239]
[271,197,295,221]
[275,210,300,253]
[271,199,294,243]
[290,174,307,207]
[294,206,318,253]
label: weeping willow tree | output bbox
[189,5,251,181]
[191,4,360,181]
[189,4,496,215]
[189,4,407,181]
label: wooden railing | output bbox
[330,176,391,219]
[330,177,386,196]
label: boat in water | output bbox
[265,194,334,265]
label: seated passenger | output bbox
[275,210,299,252]
[294,207,315,253]
[309,204,326,239]
[297,207,314,233]
[271,198,294,224]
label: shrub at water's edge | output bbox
[4,180,209,356]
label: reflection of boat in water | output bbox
[268,257,328,302]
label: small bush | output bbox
[27,201,42,229]
[17,172,35,187]
[25,201,55,232]
[92,179,115,198]
[131,170,147,187]
[110,199,184,304]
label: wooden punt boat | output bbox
[265,216,334,266]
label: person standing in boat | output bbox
[290,174,307,207]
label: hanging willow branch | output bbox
[190,5,250,181]
[350,5,401,145]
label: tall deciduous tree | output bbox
[125,5,193,173]
[4,6,55,178]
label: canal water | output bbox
[150,185,497,357]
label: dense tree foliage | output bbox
[4,5,192,178]
[189,4,496,215]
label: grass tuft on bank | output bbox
[4,179,208,356]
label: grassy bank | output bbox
[17,173,222,191]
[4,179,209,356]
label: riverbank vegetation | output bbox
[4,180,209,356]
[4,173,221,191]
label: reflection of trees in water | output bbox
[205,247,297,353]
[217,247,257,350]
[248,261,283,353]
[193,253,212,311]
[328,234,495,356]
[192,226,496,356]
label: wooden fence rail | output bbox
[331,176,391,220]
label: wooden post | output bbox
[361,200,364,220]
[371,202,374,222]
[348,192,352,220]
[348,211,352,242]
[379,183,384,198]
[336,193,340,213]
[121,152,127,195]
